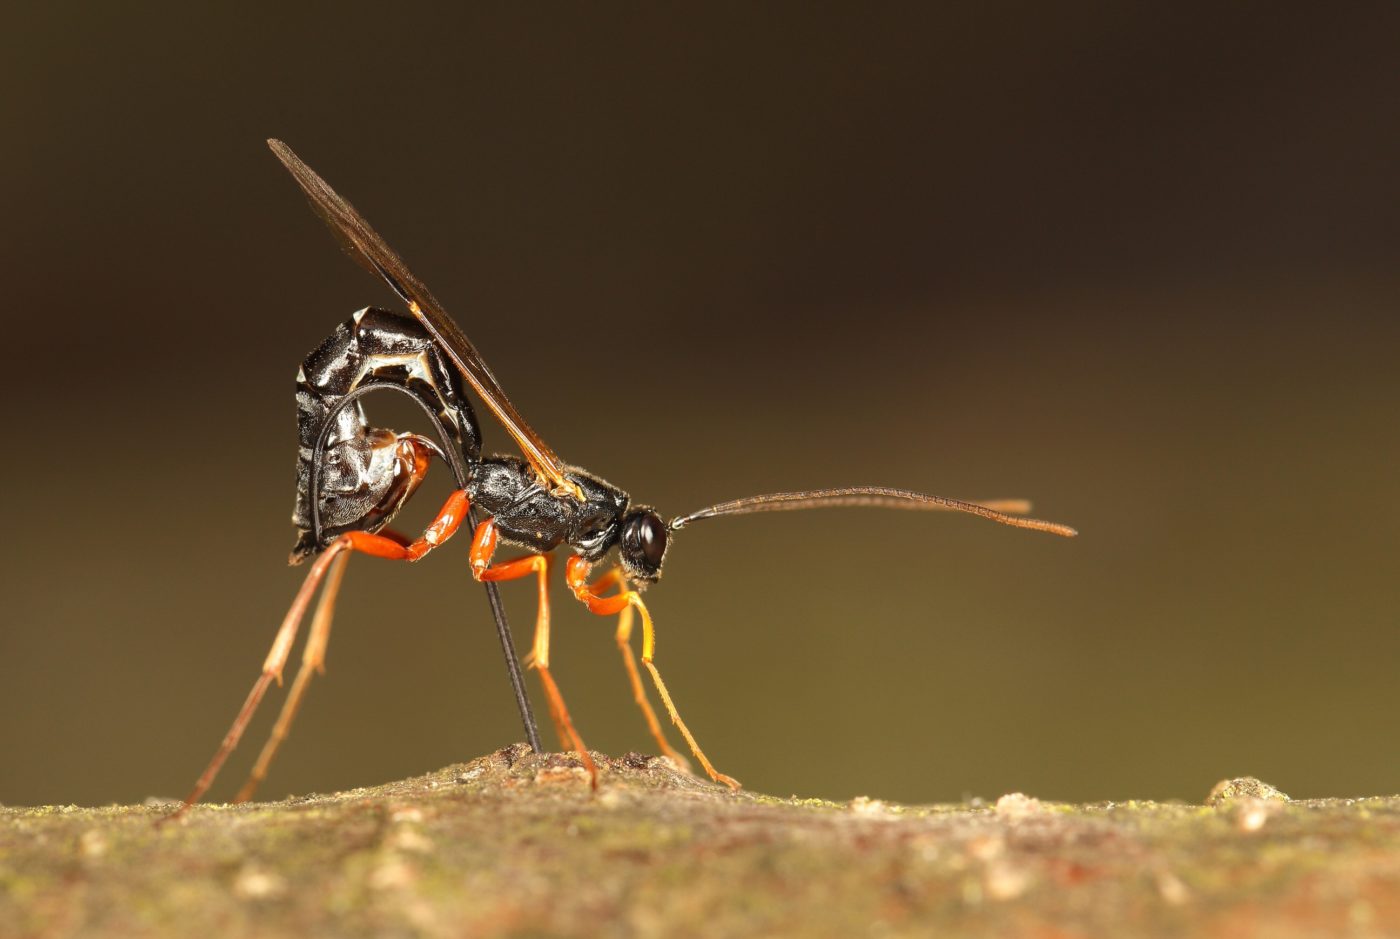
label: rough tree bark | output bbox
[3,746,1399,938]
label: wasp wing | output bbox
[268,139,583,501]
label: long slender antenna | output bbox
[670,486,1077,537]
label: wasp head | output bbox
[617,507,669,584]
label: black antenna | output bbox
[311,382,542,752]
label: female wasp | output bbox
[175,141,1077,813]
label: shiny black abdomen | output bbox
[291,307,481,560]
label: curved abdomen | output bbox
[291,307,481,561]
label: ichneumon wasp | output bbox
[173,140,1077,816]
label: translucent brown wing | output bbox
[268,139,583,501]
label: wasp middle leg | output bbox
[470,519,598,788]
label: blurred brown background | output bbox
[2,4,1397,808]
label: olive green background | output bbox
[3,4,1397,808]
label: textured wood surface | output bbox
[4,747,1399,938]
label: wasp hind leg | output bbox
[470,519,598,788]
[566,557,739,790]
[168,489,472,820]
[232,549,350,804]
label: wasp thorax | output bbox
[619,508,669,584]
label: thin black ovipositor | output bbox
[308,380,541,755]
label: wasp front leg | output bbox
[470,519,598,788]
[566,557,740,790]
[581,566,690,771]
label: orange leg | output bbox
[168,488,471,820]
[470,519,598,788]
[588,567,689,770]
[567,557,740,790]
[233,548,349,803]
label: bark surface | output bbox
[4,747,1399,938]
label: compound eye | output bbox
[638,513,667,568]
